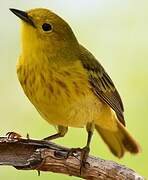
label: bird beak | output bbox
[9,8,35,27]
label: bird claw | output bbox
[6,131,22,141]
[66,147,90,175]
[66,147,81,158]
[80,146,90,175]
[6,132,30,141]
[37,170,41,176]
[26,133,30,140]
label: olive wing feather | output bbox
[79,45,125,126]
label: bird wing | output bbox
[79,45,125,126]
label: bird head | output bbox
[10,8,79,57]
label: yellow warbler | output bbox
[10,8,140,160]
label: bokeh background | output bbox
[0,0,147,179]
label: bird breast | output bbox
[17,59,102,127]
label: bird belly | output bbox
[17,62,103,128]
[35,92,103,128]
[17,60,118,130]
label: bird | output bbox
[10,8,140,163]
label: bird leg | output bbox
[43,123,94,175]
[80,129,93,174]
[67,123,94,175]
[43,125,68,141]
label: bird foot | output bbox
[6,131,22,141]
[66,147,81,157]
[67,146,90,175]
[80,146,90,175]
[6,131,30,141]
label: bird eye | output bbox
[42,23,52,31]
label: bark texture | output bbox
[0,136,144,180]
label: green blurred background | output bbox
[0,0,147,179]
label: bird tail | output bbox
[95,121,141,158]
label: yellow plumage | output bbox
[10,8,140,158]
[17,58,97,127]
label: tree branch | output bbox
[0,136,144,180]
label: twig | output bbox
[0,136,144,180]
